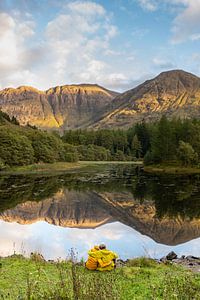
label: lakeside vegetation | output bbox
[1,109,200,174]
[144,165,200,174]
[0,161,140,175]
[1,255,200,300]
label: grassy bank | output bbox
[144,164,200,175]
[1,255,200,299]
[0,161,141,175]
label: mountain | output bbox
[1,188,200,246]
[0,84,118,130]
[1,70,200,130]
[93,70,200,128]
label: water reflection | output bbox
[0,165,200,258]
[1,220,200,260]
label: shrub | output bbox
[0,128,34,166]
[177,140,198,166]
[28,131,65,163]
[144,150,154,165]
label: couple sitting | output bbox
[85,243,118,271]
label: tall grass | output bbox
[1,255,200,299]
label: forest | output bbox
[0,109,200,168]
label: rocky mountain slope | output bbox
[0,84,118,130]
[1,70,200,130]
[93,70,200,128]
[1,188,200,246]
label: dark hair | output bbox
[99,244,106,249]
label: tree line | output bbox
[62,116,200,167]
[1,109,200,168]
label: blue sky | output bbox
[0,0,200,91]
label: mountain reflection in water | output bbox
[0,165,200,258]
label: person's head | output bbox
[99,243,106,250]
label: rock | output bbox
[186,255,199,261]
[30,252,45,262]
[94,70,200,129]
[166,251,178,260]
[0,84,118,131]
[116,259,126,267]
[160,257,168,263]
[48,259,55,263]
[2,70,200,130]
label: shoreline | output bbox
[143,164,200,175]
[1,251,200,273]
[0,160,142,176]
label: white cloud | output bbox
[0,1,124,90]
[67,1,106,16]
[33,1,119,89]
[137,0,200,43]
[190,33,200,41]
[153,57,175,69]
[137,0,158,11]
[0,1,158,91]
[0,12,35,88]
[170,0,200,43]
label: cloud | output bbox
[0,11,38,88]
[0,1,125,90]
[190,33,200,41]
[0,12,34,69]
[153,57,175,69]
[0,1,171,92]
[30,1,120,89]
[136,0,200,43]
[137,0,158,11]
[170,0,200,43]
[67,1,106,16]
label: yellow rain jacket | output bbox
[85,246,99,270]
[86,248,118,271]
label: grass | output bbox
[0,255,200,299]
[144,163,200,175]
[0,161,140,175]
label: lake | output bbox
[1,164,200,260]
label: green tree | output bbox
[28,131,65,163]
[134,121,150,156]
[63,143,79,162]
[151,116,176,163]
[131,135,142,158]
[114,150,126,161]
[177,141,198,166]
[0,128,34,166]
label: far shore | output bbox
[0,160,142,176]
[143,164,200,175]
[2,161,200,176]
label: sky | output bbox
[0,0,200,91]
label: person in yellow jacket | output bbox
[85,244,118,271]
[85,245,99,270]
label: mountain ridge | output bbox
[1,69,200,130]
[93,69,200,128]
[0,83,119,130]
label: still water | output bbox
[0,164,200,260]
